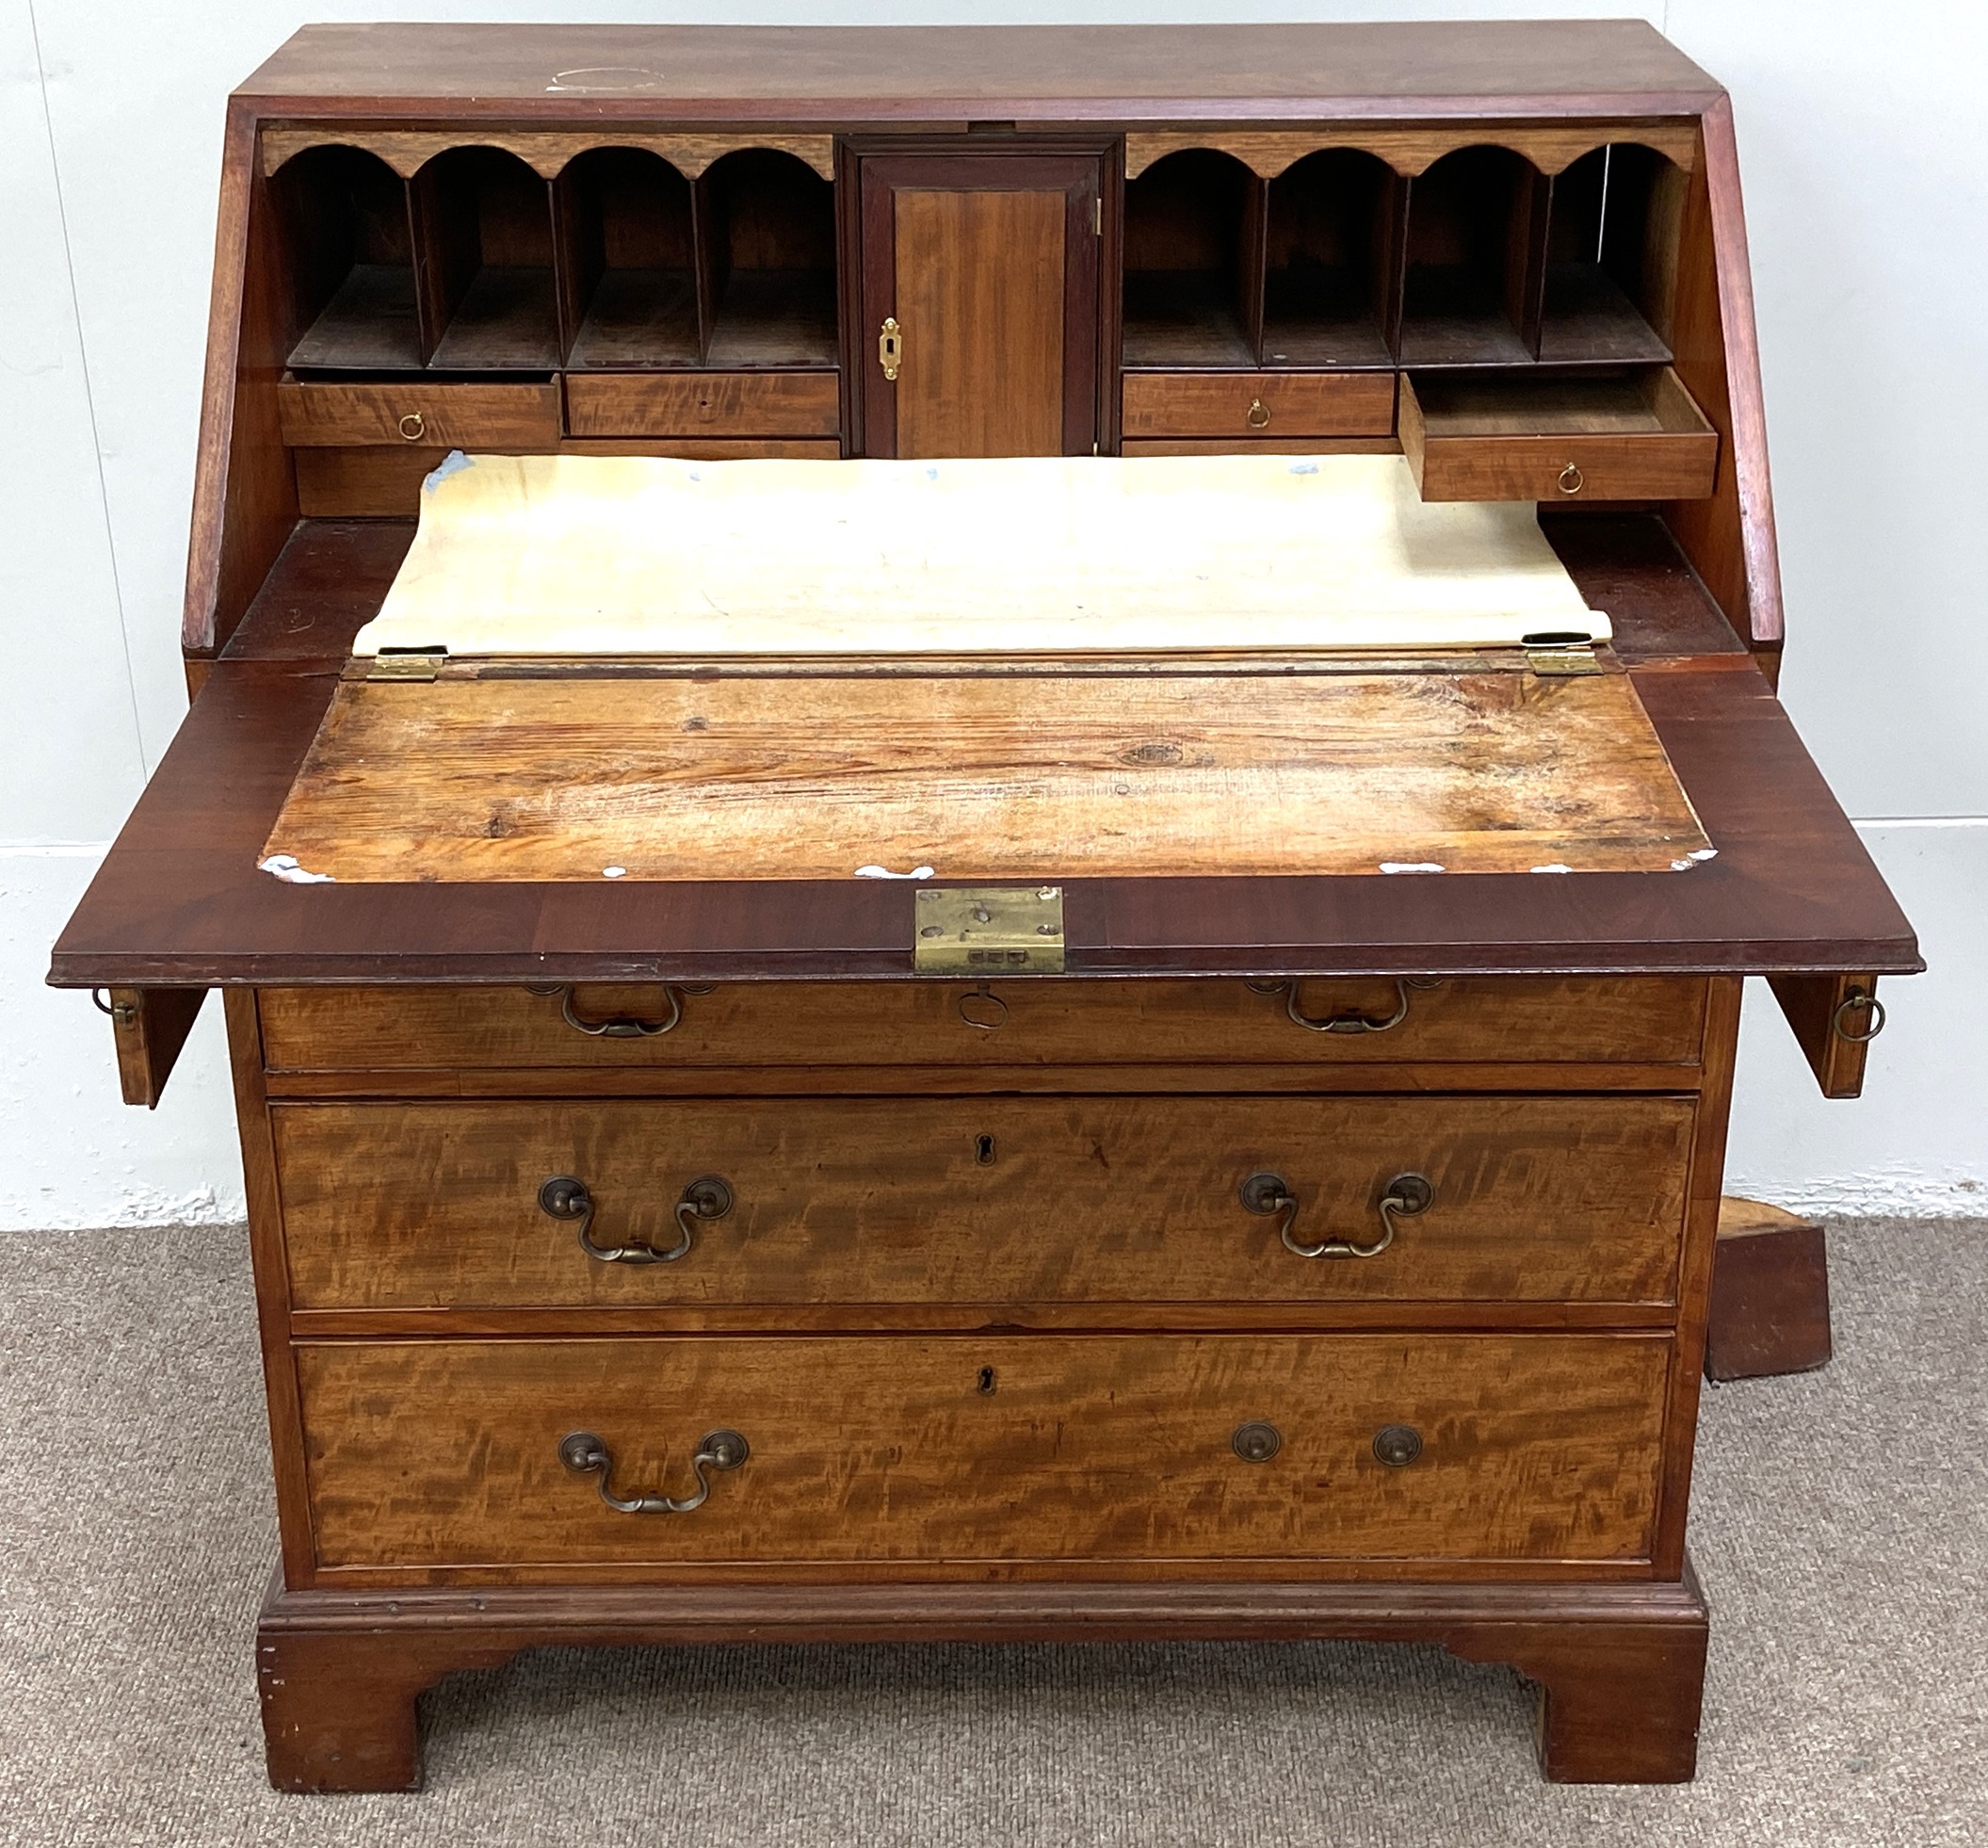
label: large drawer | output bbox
[564,370,840,437]
[256,976,1709,1075]
[1122,369,1396,439]
[274,1094,1693,1310]
[276,377,561,447]
[297,1333,1670,1571]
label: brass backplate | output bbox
[913,885,1065,975]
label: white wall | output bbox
[3,0,1982,1228]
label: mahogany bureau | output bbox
[49,22,1917,1791]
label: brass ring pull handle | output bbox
[539,1173,733,1265]
[957,983,1010,1031]
[1247,977,1438,1035]
[397,411,426,442]
[90,988,137,1025]
[1557,461,1584,495]
[1832,989,1887,1045]
[559,1428,749,1515]
[1242,1170,1434,1259]
[526,982,713,1038]
[1246,397,1272,430]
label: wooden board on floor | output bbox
[259,659,1711,883]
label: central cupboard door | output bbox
[859,154,1103,458]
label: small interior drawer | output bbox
[564,371,841,438]
[1121,370,1397,440]
[277,376,560,447]
[1399,366,1719,502]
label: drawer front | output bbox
[298,1333,1670,1569]
[1399,371,1719,503]
[274,1094,1693,1310]
[277,380,561,448]
[1408,429,1719,503]
[564,371,841,438]
[1122,371,1396,439]
[256,976,1708,1074]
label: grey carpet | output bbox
[0,1220,1982,1847]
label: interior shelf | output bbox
[1261,149,1398,369]
[1123,150,1261,368]
[280,146,423,373]
[417,147,562,372]
[560,149,700,370]
[1398,146,1542,369]
[1537,144,1678,366]
[701,150,838,369]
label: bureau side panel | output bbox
[226,988,315,1585]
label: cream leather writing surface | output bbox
[351,451,1607,658]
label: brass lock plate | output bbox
[913,885,1065,975]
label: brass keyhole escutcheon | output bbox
[978,1366,997,1395]
[1246,397,1272,430]
[957,984,1010,1031]
[397,411,427,442]
[1233,1420,1282,1463]
[1373,1423,1422,1467]
[974,1133,997,1165]
[879,316,903,381]
[1557,461,1584,494]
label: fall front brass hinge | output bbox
[366,645,447,682]
[1521,632,1602,676]
[914,885,1065,974]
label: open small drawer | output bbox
[1399,367,1719,503]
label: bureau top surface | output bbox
[235,21,1721,119]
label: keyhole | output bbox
[974,1134,996,1165]
[978,1367,996,1395]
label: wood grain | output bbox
[255,975,1709,1074]
[1121,370,1395,438]
[1120,437,1398,458]
[235,23,1725,118]
[262,127,836,183]
[893,187,1066,458]
[1705,1205,1831,1381]
[860,153,1103,460]
[1647,972,1738,1577]
[1768,972,1880,1098]
[185,103,299,658]
[295,1332,1670,1572]
[277,378,560,447]
[272,1094,1693,1311]
[1123,122,1700,181]
[255,1569,1710,1788]
[563,370,839,438]
[103,986,206,1109]
[1663,100,1784,648]
[260,667,1711,883]
[1400,369,1718,502]
[50,657,1921,987]
[224,989,318,1588]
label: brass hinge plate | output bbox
[1523,640,1602,676]
[366,646,446,682]
[914,885,1065,975]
